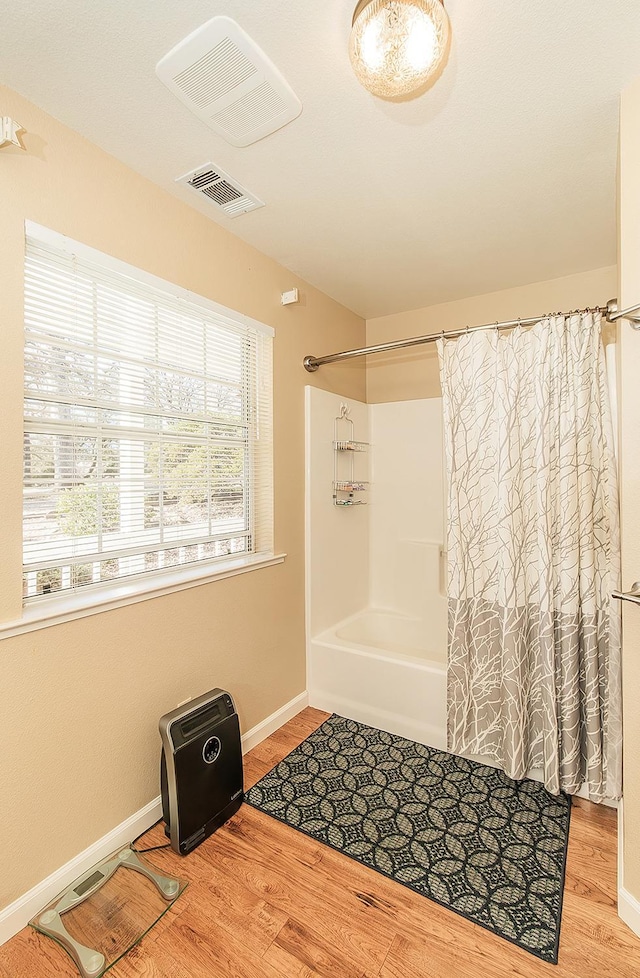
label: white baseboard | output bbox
[0,690,309,947]
[619,886,640,939]
[0,796,163,947]
[240,691,309,754]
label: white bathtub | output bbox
[334,609,446,663]
[308,607,448,750]
[310,608,614,807]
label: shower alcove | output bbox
[305,387,448,749]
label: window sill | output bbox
[0,553,287,640]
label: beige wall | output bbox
[619,76,640,902]
[0,86,365,909]
[366,267,617,402]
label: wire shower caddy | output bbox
[333,404,369,506]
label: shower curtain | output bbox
[438,312,621,801]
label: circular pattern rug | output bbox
[245,714,571,964]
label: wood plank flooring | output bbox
[1,707,639,978]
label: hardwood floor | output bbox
[1,707,639,978]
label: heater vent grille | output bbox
[177,163,264,218]
[157,16,302,147]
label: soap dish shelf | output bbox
[334,440,369,452]
[334,481,369,492]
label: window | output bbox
[23,223,273,601]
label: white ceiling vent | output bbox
[176,163,264,218]
[156,16,302,147]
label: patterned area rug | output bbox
[245,715,571,964]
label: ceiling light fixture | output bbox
[349,0,450,99]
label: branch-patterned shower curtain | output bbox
[437,312,621,801]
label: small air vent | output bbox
[176,163,264,218]
[189,168,220,189]
[202,180,242,205]
[157,16,302,148]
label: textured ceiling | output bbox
[1,1,640,317]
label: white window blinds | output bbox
[23,224,274,600]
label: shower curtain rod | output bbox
[302,297,640,372]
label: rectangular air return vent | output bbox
[176,163,264,218]
[157,16,302,147]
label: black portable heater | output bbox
[159,688,243,855]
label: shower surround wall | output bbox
[306,387,447,746]
[369,398,447,656]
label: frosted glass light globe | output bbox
[349,0,450,99]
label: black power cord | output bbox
[131,817,172,854]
